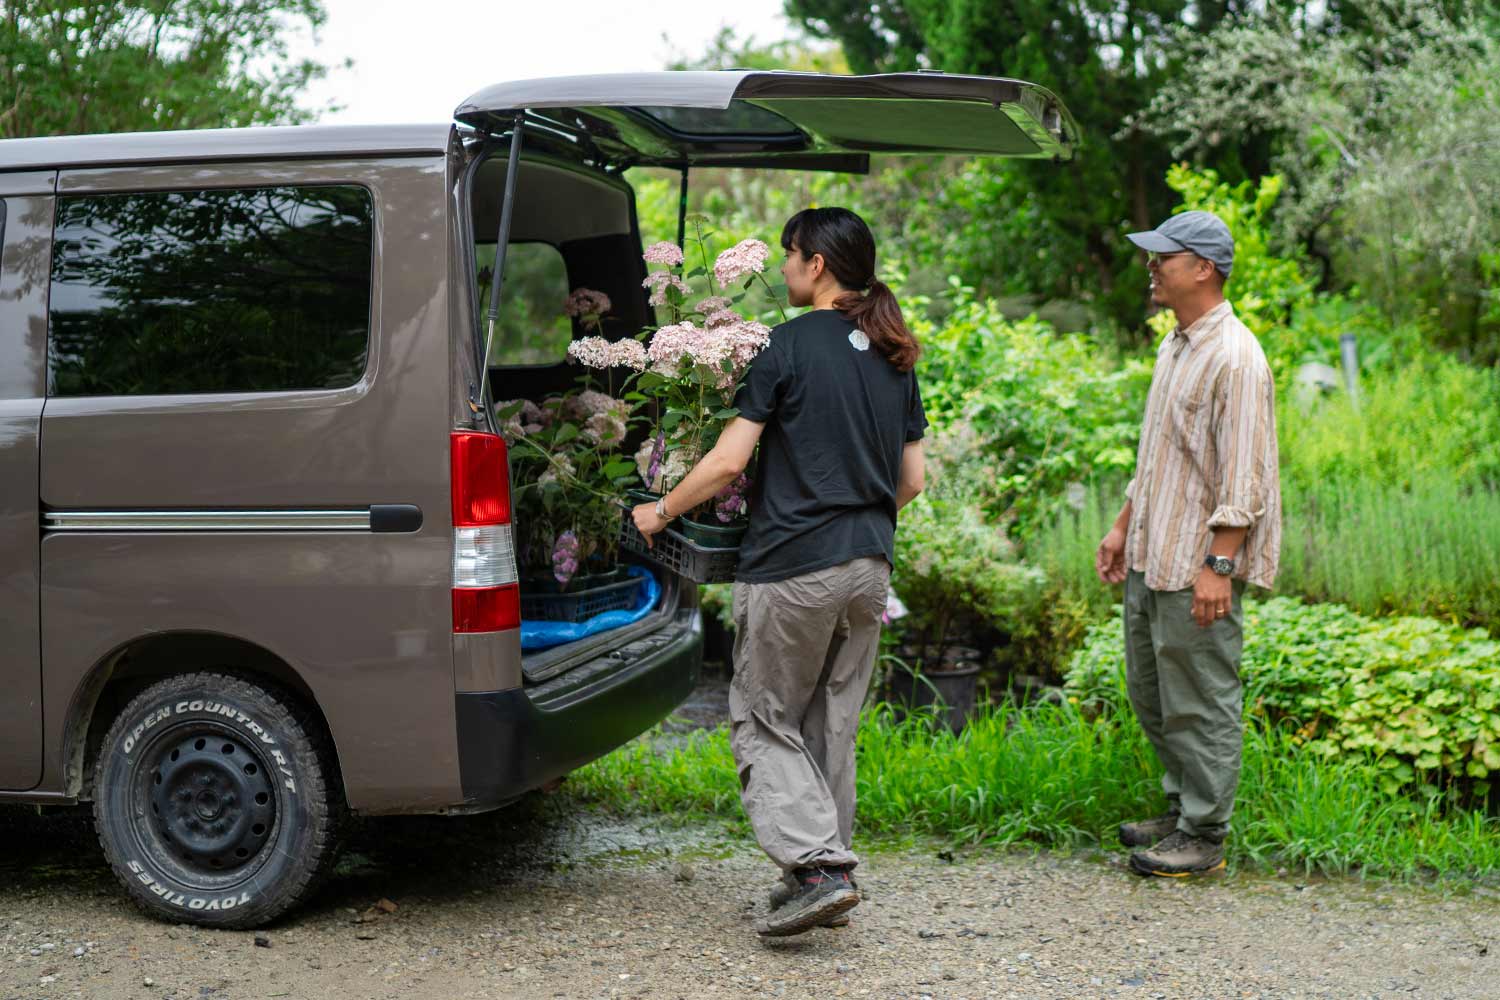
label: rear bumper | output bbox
[453,609,702,808]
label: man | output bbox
[1095,210,1282,877]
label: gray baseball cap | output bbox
[1127,210,1234,277]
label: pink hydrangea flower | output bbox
[696,296,732,315]
[566,336,613,368]
[567,336,649,371]
[646,321,706,373]
[713,239,770,288]
[495,398,544,443]
[643,270,692,308]
[608,338,648,371]
[563,288,612,319]
[583,411,627,447]
[704,308,739,328]
[642,241,685,267]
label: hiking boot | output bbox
[1118,811,1181,848]
[1129,830,1226,877]
[768,871,853,928]
[755,866,860,937]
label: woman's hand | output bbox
[632,502,672,548]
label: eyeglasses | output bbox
[1146,250,1193,267]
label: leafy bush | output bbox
[890,428,1047,661]
[1278,355,1500,492]
[913,299,1151,534]
[1065,597,1500,795]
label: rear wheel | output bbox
[92,672,344,928]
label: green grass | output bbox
[569,704,1500,882]
[1278,476,1500,627]
[1024,475,1500,631]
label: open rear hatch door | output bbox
[454,70,1078,173]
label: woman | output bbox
[633,207,927,937]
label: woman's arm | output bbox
[896,439,925,510]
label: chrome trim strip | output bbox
[44,510,371,532]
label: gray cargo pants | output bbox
[729,556,890,872]
[1123,570,1247,842]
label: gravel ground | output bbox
[2,797,1496,1000]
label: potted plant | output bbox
[884,438,1047,732]
[569,218,783,552]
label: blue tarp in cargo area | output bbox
[520,565,662,652]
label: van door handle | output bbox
[370,504,423,533]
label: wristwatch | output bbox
[655,496,671,520]
[1204,554,1235,576]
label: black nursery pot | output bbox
[679,516,748,550]
[886,662,980,735]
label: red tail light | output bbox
[450,431,518,633]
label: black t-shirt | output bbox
[731,308,927,584]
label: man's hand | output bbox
[1191,568,1233,628]
[1095,527,1127,584]
[632,502,671,549]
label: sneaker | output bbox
[768,871,853,928]
[1118,811,1181,848]
[755,866,860,937]
[1129,830,1226,877]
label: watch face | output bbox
[1213,557,1233,574]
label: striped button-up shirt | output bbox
[1125,301,1281,592]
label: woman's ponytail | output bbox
[832,280,921,372]
[781,208,922,373]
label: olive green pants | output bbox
[729,556,890,872]
[1123,570,1247,842]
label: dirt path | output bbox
[2,800,1495,1000]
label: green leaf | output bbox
[495,400,525,419]
[686,266,706,278]
[603,459,636,478]
[553,422,579,445]
[714,407,740,419]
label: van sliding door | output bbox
[0,177,52,791]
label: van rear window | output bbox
[48,185,373,397]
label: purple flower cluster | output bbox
[552,530,581,586]
[714,473,751,523]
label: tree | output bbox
[1135,0,1500,358]
[781,0,1291,330]
[1,1,336,139]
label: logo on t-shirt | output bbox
[849,329,870,351]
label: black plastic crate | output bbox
[519,574,644,623]
[618,507,740,584]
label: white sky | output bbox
[287,0,795,125]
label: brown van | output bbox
[0,71,1076,927]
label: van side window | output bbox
[48,185,373,397]
[475,241,573,366]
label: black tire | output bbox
[92,671,345,928]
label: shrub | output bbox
[1065,597,1500,796]
[913,300,1151,534]
[890,428,1047,661]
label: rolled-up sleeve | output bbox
[1208,358,1275,528]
